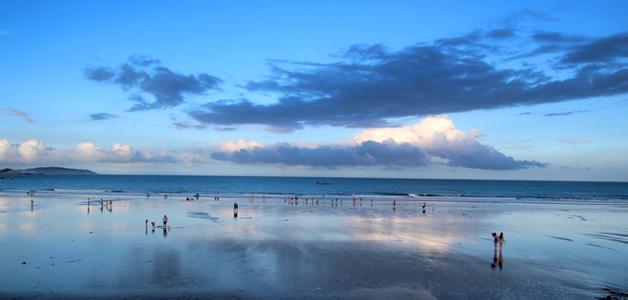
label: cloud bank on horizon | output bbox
[0,116,546,171]
[211,116,545,170]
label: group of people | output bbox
[85,198,113,213]
[491,232,505,269]
[145,215,169,235]
[185,193,200,201]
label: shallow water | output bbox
[0,192,627,298]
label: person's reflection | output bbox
[491,243,498,269]
[498,243,504,269]
[490,237,505,270]
[162,226,168,238]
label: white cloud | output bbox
[0,139,9,160]
[76,142,99,159]
[353,115,475,149]
[0,139,176,165]
[218,139,263,153]
[18,139,45,163]
[111,143,133,161]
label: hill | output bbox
[20,167,97,175]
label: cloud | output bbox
[170,121,208,130]
[5,108,33,123]
[17,139,45,163]
[544,109,590,117]
[75,142,177,163]
[0,139,9,160]
[84,55,222,111]
[211,116,545,170]
[90,113,118,121]
[188,28,628,130]
[0,139,177,164]
[560,32,628,65]
[212,140,429,168]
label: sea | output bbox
[1,175,628,202]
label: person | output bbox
[162,214,168,227]
[498,246,504,269]
[195,193,200,200]
[233,202,239,218]
[498,241,504,269]
[491,242,498,269]
[492,232,498,244]
[151,221,156,230]
[499,232,505,245]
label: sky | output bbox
[1,0,628,181]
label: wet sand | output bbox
[0,192,627,299]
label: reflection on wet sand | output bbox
[491,242,505,270]
[0,193,626,298]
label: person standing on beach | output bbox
[162,214,168,227]
[233,202,239,218]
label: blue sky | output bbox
[1,0,627,181]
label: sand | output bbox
[0,192,627,299]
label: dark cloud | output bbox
[531,30,588,44]
[486,28,516,39]
[427,141,546,170]
[211,139,545,170]
[493,9,556,27]
[189,29,628,130]
[214,126,237,132]
[5,108,33,123]
[212,141,429,168]
[560,32,628,64]
[85,56,221,111]
[544,109,590,117]
[90,113,118,121]
[170,121,207,130]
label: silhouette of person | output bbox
[498,244,504,269]
[162,214,168,227]
[233,202,239,218]
[491,242,498,269]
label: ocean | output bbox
[1,175,628,201]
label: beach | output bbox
[0,191,627,299]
